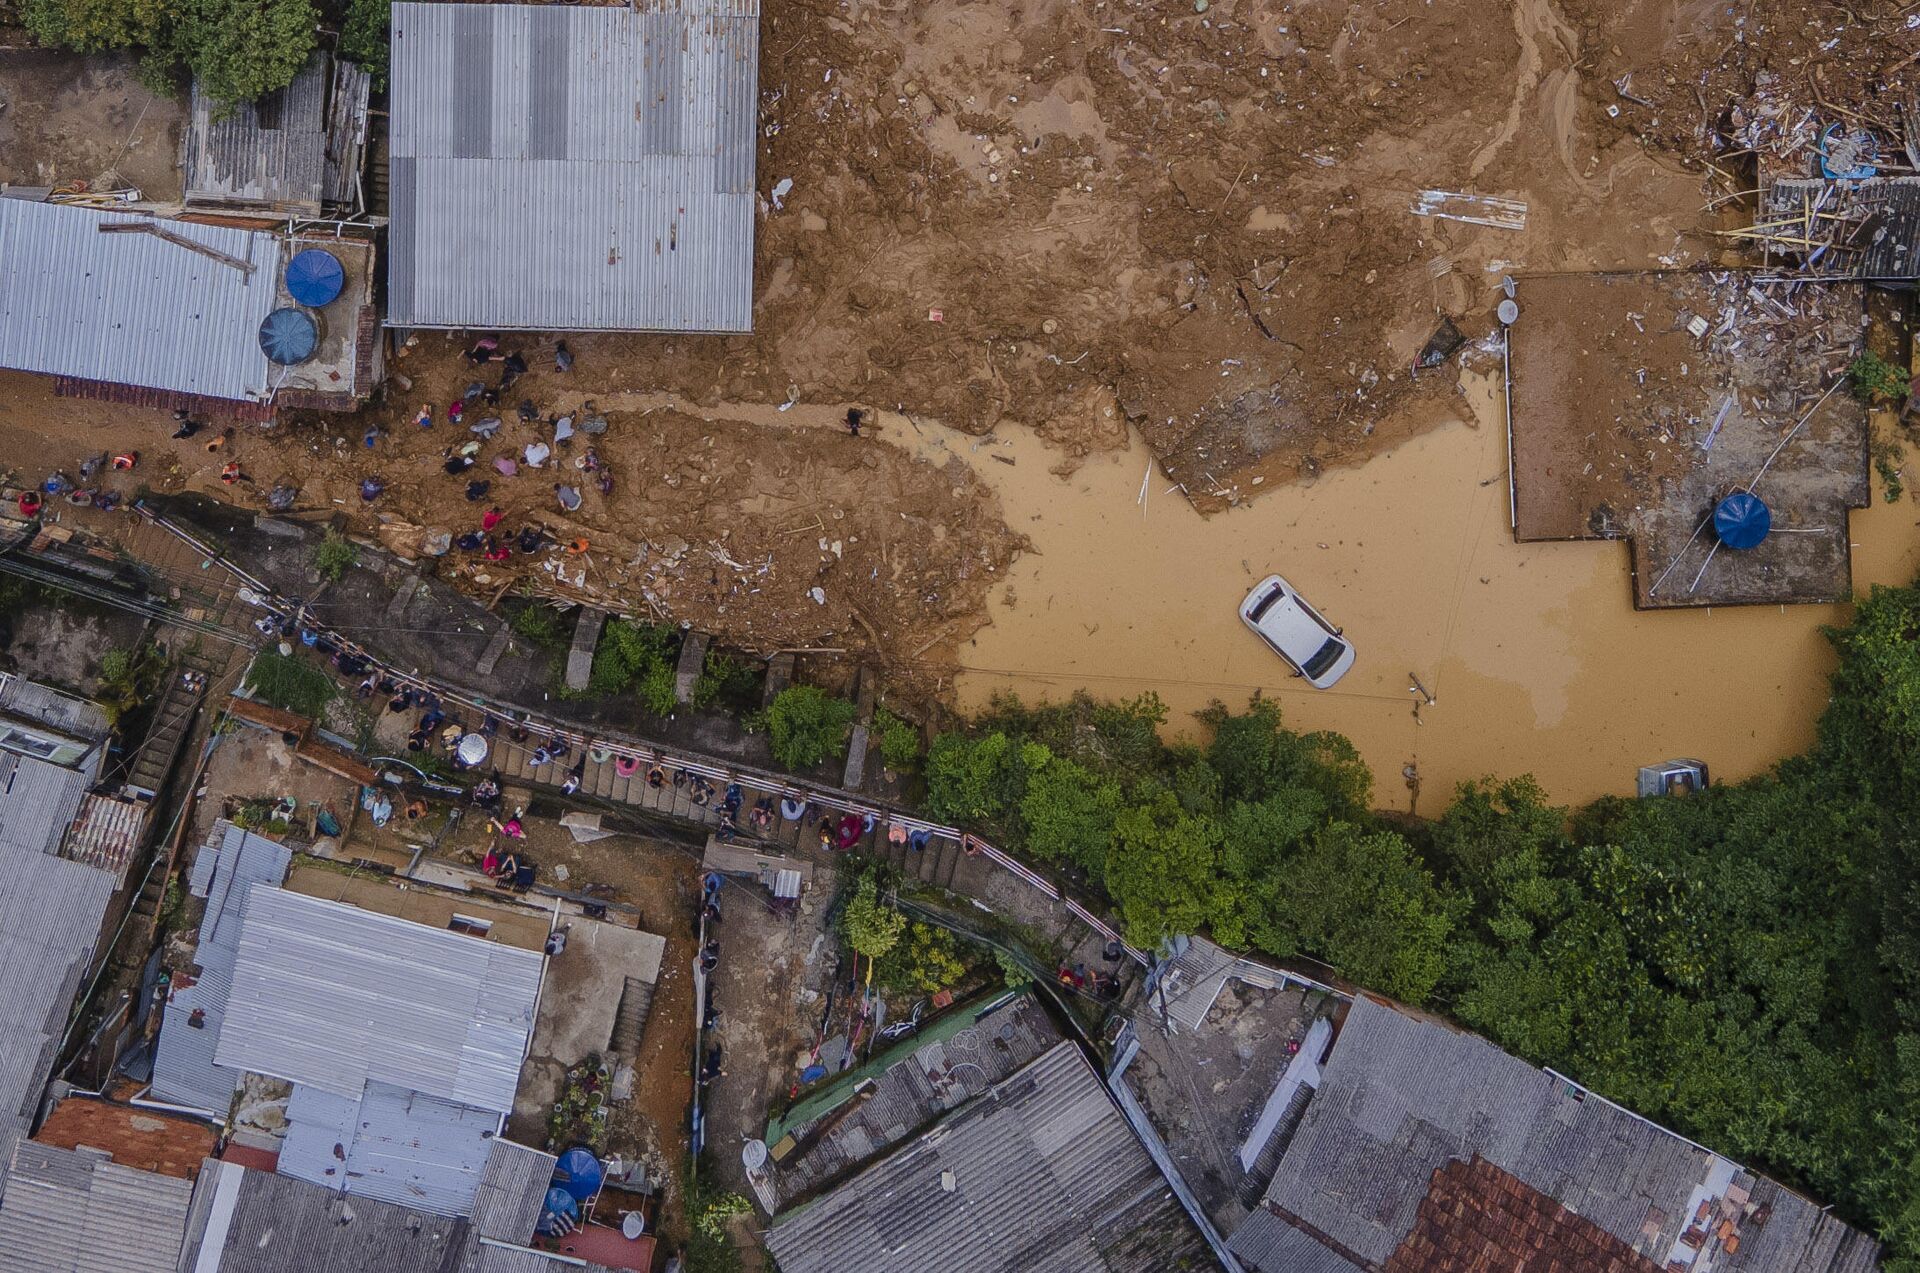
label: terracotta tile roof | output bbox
[1387,1157,1665,1273]
[32,1097,215,1181]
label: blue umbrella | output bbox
[258,308,317,365]
[1713,491,1771,551]
[285,248,346,306]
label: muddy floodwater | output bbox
[915,383,1920,811]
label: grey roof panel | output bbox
[0,1141,193,1273]
[214,885,542,1115]
[0,201,280,403]
[278,1079,501,1219]
[1254,996,1882,1273]
[766,1042,1210,1273]
[0,851,115,1194]
[198,1160,468,1273]
[152,823,291,1116]
[386,1,758,332]
[1226,1206,1363,1273]
[469,1140,556,1242]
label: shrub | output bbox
[1850,349,1907,404]
[509,602,572,650]
[586,619,680,702]
[692,651,760,713]
[94,643,163,725]
[245,651,334,718]
[872,706,921,772]
[764,686,855,770]
[314,530,360,582]
[876,922,968,993]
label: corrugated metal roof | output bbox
[0,1141,193,1273]
[470,1140,555,1241]
[215,885,543,1115]
[194,1160,469,1273]
[151,822,292,1116]
[762,992,1061,1212]
[765,1040,1211,1273]
[0,752,89,859]
[183,54,327,213]
[1252,996,1883,1273]
[0,849,115,1196]
[279,1079,500,1218]
[0,201,280,403]
[386,1,759,332]
[1228,1206,1363,1273]
[0,674,109,746]
[57,793,150,883]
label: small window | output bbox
[449,915,492,937]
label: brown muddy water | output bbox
[910,384,1920,812]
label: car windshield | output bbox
[1247,585,1285,622]
[1301,637,1346,679]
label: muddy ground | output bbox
[0,49,183,198]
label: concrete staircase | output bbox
[610,975,656,1056]
[123,653,214,800]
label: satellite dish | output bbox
[741,1139,768,1170]
[259,308,318,365]
[285,248,346,306]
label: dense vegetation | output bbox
[24,0,319,105]
[925,580,1920,1260]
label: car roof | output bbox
[1247,577,1335,656]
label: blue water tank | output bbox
[258,308,318,365]
[1713,491,1772,551]
[537,1186,578,1236]
[285,248,345,306]
[553,1147,604,1202]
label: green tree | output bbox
[25,0,320,105]
[841,873,906,961]
[764,686,856,770]
[1268,822,1453,1004]
[93,643,163,725]
[872,706,922,772]
[1018,755,1122,873]
[1102,789,1223,948]
[338,0,389,89]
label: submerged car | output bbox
[1239,574,1356,689]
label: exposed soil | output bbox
[0,50,184,198]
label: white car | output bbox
[1239,574,1356,689]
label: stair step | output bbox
[610,975,656,1055]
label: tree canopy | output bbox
[25,0,319,105]
[921,582,1920,1260]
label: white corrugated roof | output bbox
[386,1,759,331]
[216,886,543,1115]
[0,201,283,403]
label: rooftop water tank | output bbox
[553,1147,604,1202]
[1712,491,1771,551]
[258,308,318,365]
[285,248,345,306]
